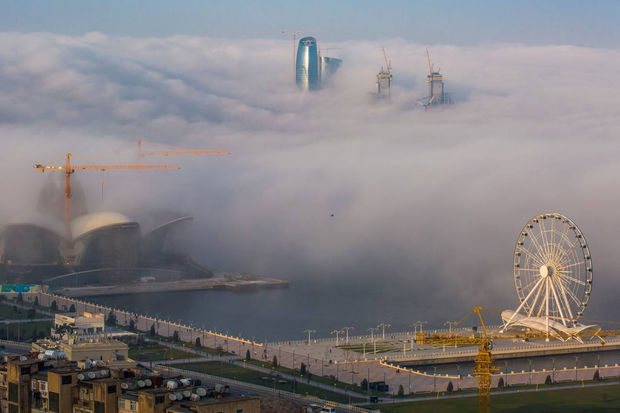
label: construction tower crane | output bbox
[282,30,302,82]
[137,140,230,157]
[418,307,620,413]
[34,153,180,264]
[381,46,392,74]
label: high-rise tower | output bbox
[376,47,392,99]
[296,37,319,91]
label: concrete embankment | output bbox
[54,277,289,297]
[397,341,620,367]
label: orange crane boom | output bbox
[381,46,391,73]
[425,47,434,74]
[137,140,230,157]
[35,152,180,263]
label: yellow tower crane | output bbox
[35,153,180,264]
[421,307,620,413]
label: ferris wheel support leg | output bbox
[502,277,545,332]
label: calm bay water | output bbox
[87,278,442,342]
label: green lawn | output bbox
[374,383,620,412]
[177,361,365,404]
[0,320,52,342]
[129,343,200,361]
[0,302,39,320]
[337,342,399,354]
[245,359,384,397]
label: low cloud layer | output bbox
[2,32,620,323]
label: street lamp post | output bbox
[302,329,316,346]
[416,321,427,334]
[444,321,456,336]
[433,366,437,393]
[342,327,355,344]
[551,358,556,383]
[574,356,579,381]
[377,323,391,340]
[528,359,532,385]
[331,329,344,346]
[504,361,509,387]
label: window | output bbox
[8,383,17,402]
[49,392,59,411]
[107,384,116,394]
[119,399,125,409]
[62,375,72,385]
[236,410,244,413]
[130,400,137,411]
[155,395,165,404]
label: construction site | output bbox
[0,141,287,295]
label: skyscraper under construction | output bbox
[376,47,392,99]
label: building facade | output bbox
[296,37,320,91]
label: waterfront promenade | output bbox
[19,292,620,395]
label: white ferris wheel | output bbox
[506,213,593,332]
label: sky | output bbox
[2,0,620,47]
[2,2,620,324]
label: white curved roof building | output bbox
[501,310,600,341]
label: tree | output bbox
[398,384,405,397]
[361,378,369,391]
[300,362,307,376]
[172,330,180,342]
[593,369,600,382]
[272,355,278,368]
[245,349,251,361]
[34,297,39,307]
[69,304,76,313]
[497,377,505,389]
[129,320,135,330]
[545,375,552,385]
[51,301,58,312]
[150,324,156,336]
[447,381,454,393]
[106,312,116,326]
[195,337,201,347]
[17,293,23,302]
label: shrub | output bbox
[272,355,278,367]
[150,324,156,336]
[398,384,405,397]
[69,304,76,313]
[497,377,505,388]
[51,301,58,311]
[300,362,307,375]
[246,349,251,360]
[172,331,180,342]
[361,378,368,390]
[593,370,600,382]
[545,375,552,385]
[447,381,454,393]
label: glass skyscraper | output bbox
[296,37,319,91]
